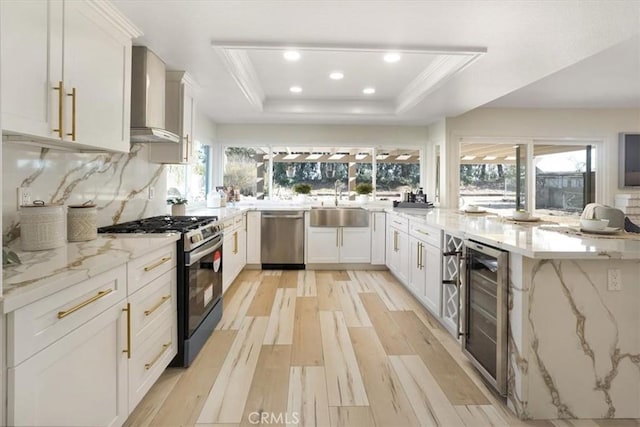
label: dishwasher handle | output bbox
[262,214,304,219]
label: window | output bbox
[375,149,420,201]
[223,147,269,199]
[222,146,422,201]
[166,141,211,206]
[458,140,597,216]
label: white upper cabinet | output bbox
[149,71,197,164]
[1,0,140,152]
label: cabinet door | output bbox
[8,302,128,427]
[238,219,247,270]
[340,227,371,263]
[246,212,261,264]
[1,0,63,139]
[408,237,426,300]
[396,230,410,284]
[423,243,442,316]
[371,212,386,265]
[386,224,396,271]
[181,82,195,163]
[307,227,340,263]
[222,233,234,293]
[63,1,131,152]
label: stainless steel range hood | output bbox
[130,46,180,144]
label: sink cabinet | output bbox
[1,0,138,152]
[307,226,371,264]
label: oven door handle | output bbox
[186,236,223,266]
[457,251,467,339]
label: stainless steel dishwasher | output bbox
[261,210,305,269]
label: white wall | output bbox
[442,107,640,207]
[216,123,428,147]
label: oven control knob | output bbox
[190,234,202,243]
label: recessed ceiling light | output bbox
[461,155,476,161]
[289,86,302,93]
[384,53,401,63]
[328,154,345,160]
[362,87,376,95]
[329,71,344,80]
[483,156,497,161]
[283,50,301,61]
[396,154,412,161]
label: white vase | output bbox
[295,194,307,203]
[171,204,186,216]
[357,194,369,204]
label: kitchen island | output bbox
[389,208,640,420]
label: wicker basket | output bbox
[20,201,65,251]
[67,203,98,242]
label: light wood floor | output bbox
[125,270,640,427]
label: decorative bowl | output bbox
[513,210,531,220]
[580,218,609,231]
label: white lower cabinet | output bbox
[386,222,409,284]
[406,221,443,317]
[371,212,386,265]
[246,211,261,264]
[9,302,128,427]
[222,213,247,293]
[307,226,371,264]
[6,245,178,427]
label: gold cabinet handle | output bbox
[233,231,238,254]
[183,134,190,162]
[57,288,113,319]
[336,228,339,247]
[145,341,172,370]
[394,230,398,252]
[416,229,430,236]
[53,81,64,138]
[66,87,76,141]
[144,295,170,316]
[144,256,171,272]
[419,243,424,270]
[416,242,421,269]
[122,303,131,359]
[341,227,344,247]
[373,214,376,231]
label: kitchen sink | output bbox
[310,207,369,227]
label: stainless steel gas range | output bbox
[99,215,224,367]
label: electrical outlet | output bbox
[148,186,155,200]
[17,187,31,209]
[607,269,622,291]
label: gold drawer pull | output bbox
[144,295,171,316]
[416,229,430,236]
[144,256,171,272]
[57,289,113,319]
[145,341,172,370]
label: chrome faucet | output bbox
[334,180,343,206]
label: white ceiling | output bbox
[113,0,640,125]
[487,34,640,109]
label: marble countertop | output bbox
[2,234,180,313]
[390,208,640,259]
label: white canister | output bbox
[67,203,98,242]
[20,201,65,251]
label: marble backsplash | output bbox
[2,142,167,241]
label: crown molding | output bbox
[87,0,143,38]
[211,41,485,116]
[214,48,265,111]
[395,52,484,114]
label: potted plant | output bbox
[292,183,312,203]
[355,183,373,204]
[167,197,188,216]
